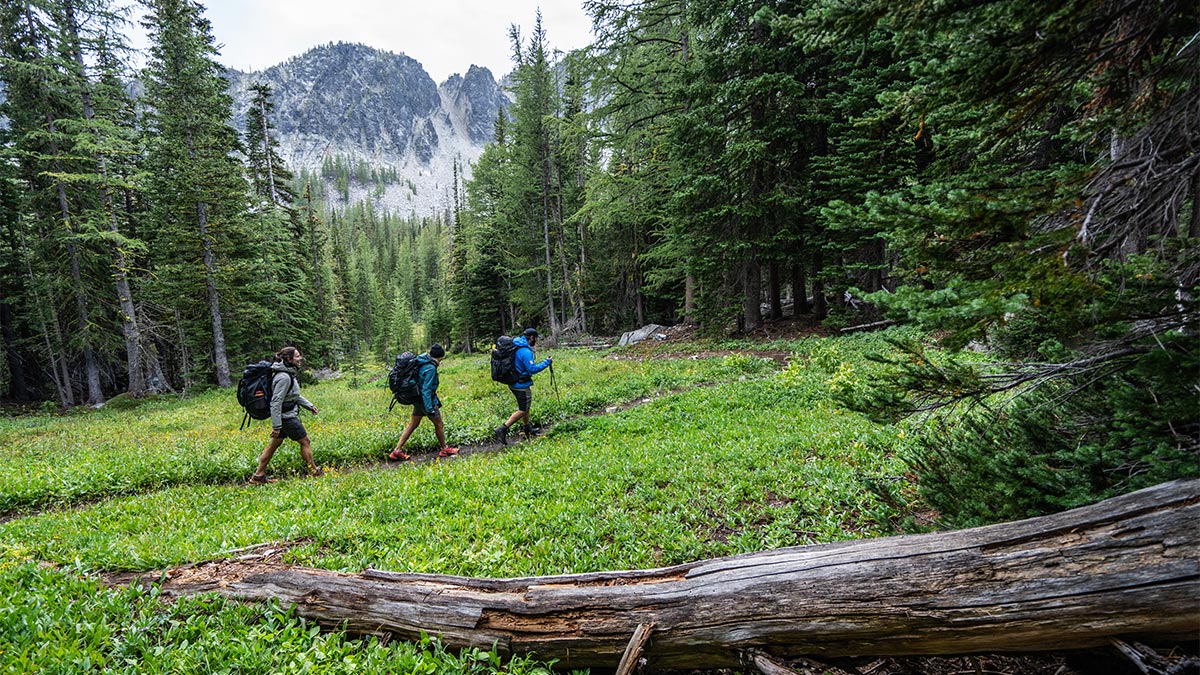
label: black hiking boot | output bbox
[493,425,508,446]
[522,424,535,440]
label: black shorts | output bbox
[279,416,308,441]
[509,387,532,413]
[412,400,437,417]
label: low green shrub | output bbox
[0,550,570,674]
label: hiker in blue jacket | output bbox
[494,328,552,445]
[388,344,459,461]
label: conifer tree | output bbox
[458,118,513,341]
[1,0,119,406]
[584,0,693,330]
[244,82,298,217]
[140,0,249,387]
[298,182,337,365]
[58,0,163,397]
[796,0,1199,515]
[506,13,562,336]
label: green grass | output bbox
[0,552,577,675]
[0,349,775,517]
[0,331,927,674]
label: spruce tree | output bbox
[1,0,118,406]
[140,0,249,387]
[506,13,562,336]
[797,0,1200,515]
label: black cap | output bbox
[429,343,445,358]
[522,328,539,338]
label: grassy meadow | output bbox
[0,332,926,673]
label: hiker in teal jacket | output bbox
[251,346,321,484]
[389,344,459,461]
[494,328,551,445]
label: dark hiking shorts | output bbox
[279,416,308,441]
[509,386,532,413]
[412,401,438,417]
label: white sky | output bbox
[124,0,596,83]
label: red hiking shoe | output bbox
[437,447,459,458]
[388,449,411,461]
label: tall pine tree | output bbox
[140,0,249,387]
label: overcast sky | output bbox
[125,0,596,83]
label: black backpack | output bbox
[490,336,519,385]
[388,352,422,411]
[237,361,294,430]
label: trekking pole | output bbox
[549,360,560,400]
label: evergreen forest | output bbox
[1,1,1196,509]
[0,1,1197,671]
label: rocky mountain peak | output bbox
[226,43,511,215]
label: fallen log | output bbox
[151,479,1200,670]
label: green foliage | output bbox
[0,343,911,576]
[829,330,1198,527]
[906,365,1200,529]
[0,349,783,516]
[0,550,568,674]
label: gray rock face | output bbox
[618,324,668,346]
[227,42,450,165]
[440,64,509,144]
[224,42,512,214]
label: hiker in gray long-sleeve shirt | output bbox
[250,346,322,483]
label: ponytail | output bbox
[275,346,299,363]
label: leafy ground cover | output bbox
[0,350,772,517]
[0,331,926,673]
[0,551,575,674]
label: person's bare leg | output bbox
[393,415,422,452]
[255,437,285,477]
[432,415,447,448]
[504,410,527,429]
[298,436,317,473]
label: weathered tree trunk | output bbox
[152,480,1200,671]
[768,260,783,320]
[791,260,808,316]
[741,256,763,332]
[197,200,232,388]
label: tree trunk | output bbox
[791,261,808,316]
[151,481,1200,671]
[47,116,104,406]
[684,273,696,323]
[741,256,762,332]
[541,136,559,338]
[259,96,277,206]
[768,260,782,320]
[197,200,232,387]
[576,209,588,335]
[812,249,827,319]
[21,224,74,407]
[0,299,29,401]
